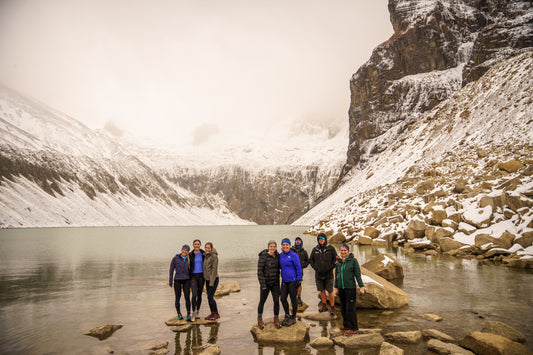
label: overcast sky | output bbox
[0,0,392,149]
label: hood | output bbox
[317,234,328,247]
[206,248,218,256]
[293,237,304,250]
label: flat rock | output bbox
[482,321,526,343]
[140,340,169,350]
[384,330,422,344]
[331,332,384,349]
[309,336,334,348]
[422,313,443,322]
[330,328,382,338]
[301,312,337,321]
[379,341,404,355]
[427,339,474,354]
[165,316,217,326]
[84,324,123,341]
[250,318,309,344]
[422,329,454,342]
[214,281,240,299]
[459,331,533,355]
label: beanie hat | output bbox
[182,244,190,252]
[340,243,350,251]
[268,240,277,247]
[281,238,291,246]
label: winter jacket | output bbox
[290,237,309,269]
[309,236,337,280]
[279,249,303,283]
[169,254,190,286]
[257,249,280,288]
[203,249,219,283]
[189,249,206,274]
[334,253,364,290]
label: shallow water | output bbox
[0,226,532,354]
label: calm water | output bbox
[0,226,532,355]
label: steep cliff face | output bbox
[346,0,532,170]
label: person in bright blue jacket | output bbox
[279,238,303,326]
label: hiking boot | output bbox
[318,304,328,312]
[257,316,265,329]
[273,316,281,329]
[330,306,336,316]
[345,330,359,336]
[297,296,303,307]
[206,313,220,320]
[285,315,296,326]
[185,314,192,322]
[281,315,290,326]
[177,313,184,321]
[339,326,348,330]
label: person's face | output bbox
[181,249,188,257]
[193,241,201,251]
[318,237,325,245]
[340,247,349,258]
[295,239,301,246]
[282,242,290,253]
[205,244,212,253]
[268,244,277,253]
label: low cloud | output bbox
[104,120,124,137]
[192,123,220,145]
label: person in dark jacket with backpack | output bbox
[291,236,309,306]
[257,240,281,329]
[279,238,303,326]
[334,244,365,335]
[309,232,337,315]
[169,244,193,322]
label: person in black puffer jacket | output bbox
[257,240,281,329]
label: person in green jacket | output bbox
[334,244,365,335]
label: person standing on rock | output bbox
[334,244,365,335]
[189,239,205,321]
[291,236,309,307]
[203,242,220,320]
[279,238,303,327]
[169,244,193,322]
[257,240,282,329]
[309,232,337,316]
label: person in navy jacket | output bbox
[279,238,303,326]
[169,245,193,322]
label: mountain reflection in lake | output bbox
[0,226,532,354]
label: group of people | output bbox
[169,232,365,336]
[257,233,365,335]
[169,239,220,322]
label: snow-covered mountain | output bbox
[0,85,251,227]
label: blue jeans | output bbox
[206,277,219,314]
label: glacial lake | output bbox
[0,225,532,354]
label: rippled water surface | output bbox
[0,226,532,354]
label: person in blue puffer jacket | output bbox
[279,238,303,327]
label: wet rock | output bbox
[309,336,334,348]
[302,312,337,321]
[250,318,309,344]
[383,330,422,344]
[379,341,404,355]
[422,313,443,322]
[289,301,309,313]
[427,339,474,354]
[358,267,409,309]
[214,281,240,298]
[165,316,217,326]
[192,343,221,355]
[422,329,454,342]
[439,237,466,253]
[330,328,382,338]
[85,324,123,341]
[332,332,384,349]
[362,253,404,280]
[171,324,194,332]
[143,341,169,351]
[459,331,533,355]
[482,321,526,343]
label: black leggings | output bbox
[173,279,191,315]
[280,281,299,317]
[338,288,358,330]
[206,277,219,314]
[191,273,205,312]
[257,283,280,316]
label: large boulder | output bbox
[459,331,533,355]
[309,337,334,349]
[364,226,381,239]
[515,231,533,248]
[481,321,526,343]
[357,267,409,309]
[329,231,347,244]
[405,219,427,239]
[463,205,493,228]
[362,253,404,280]
[250,319,309,344]
[439,237,467,252]
[499,159,524,173]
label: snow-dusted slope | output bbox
[0,85,250,227]
[295,50,533,227]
